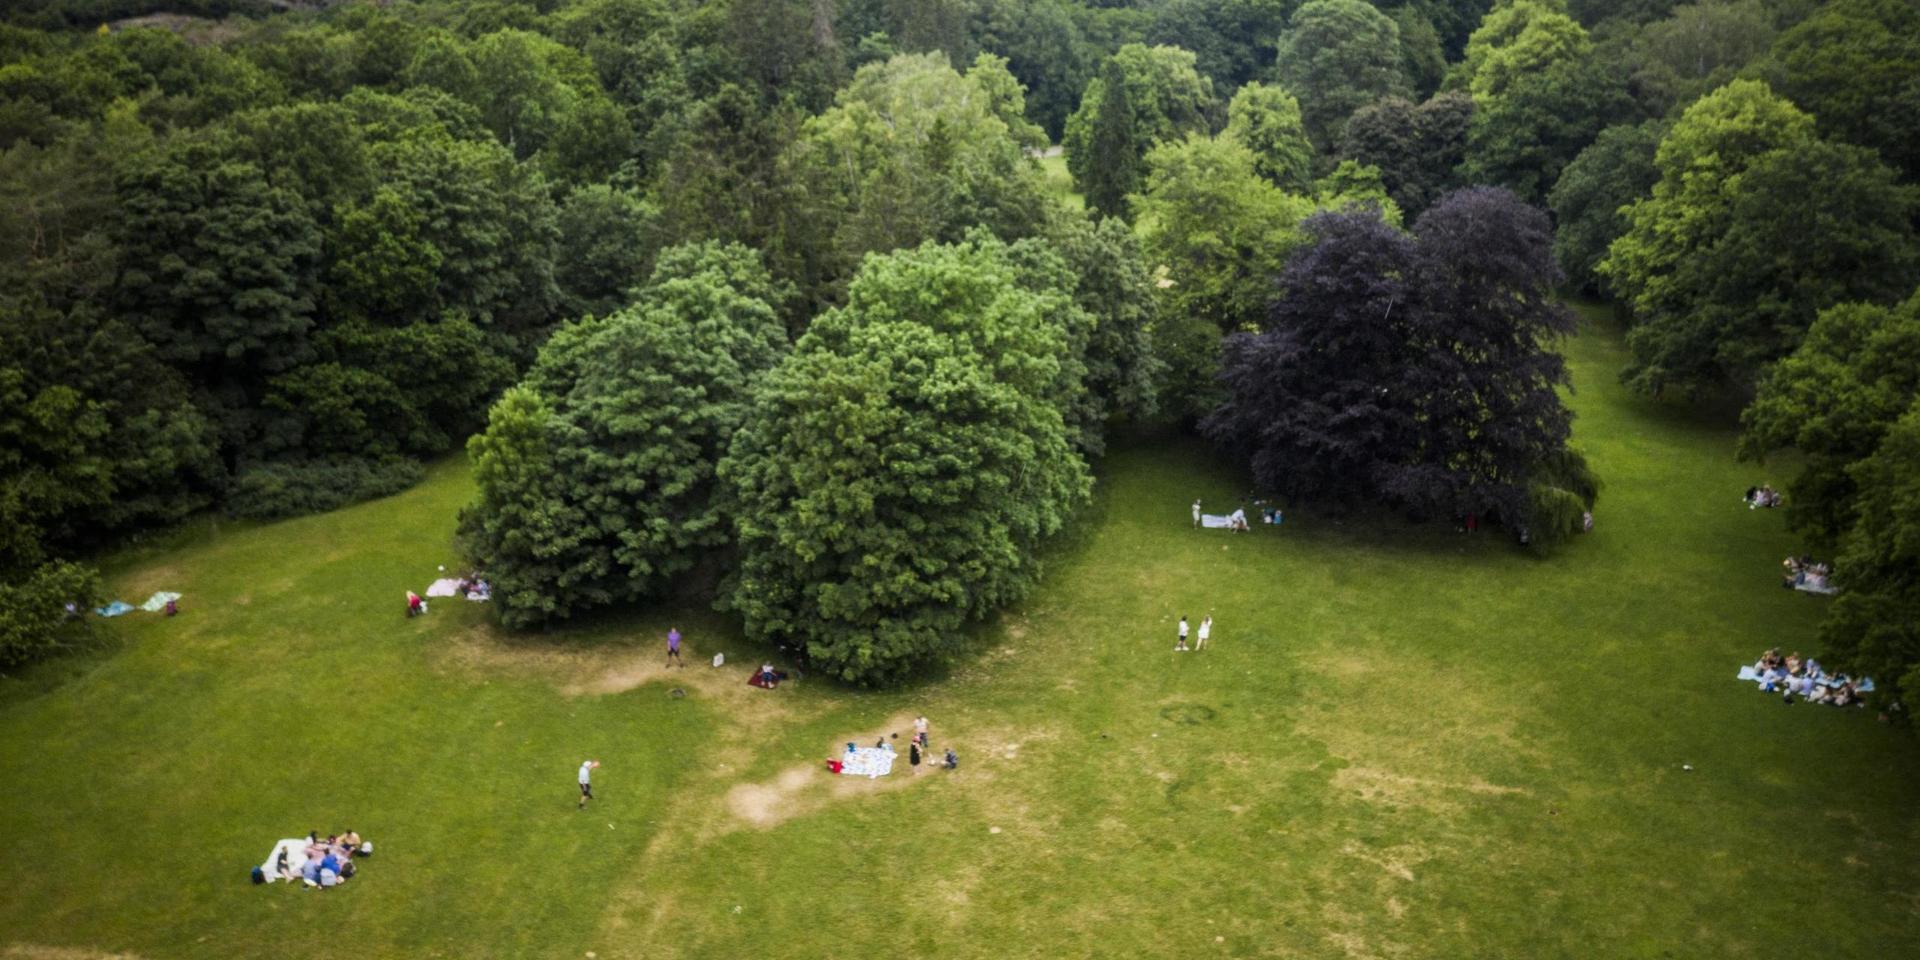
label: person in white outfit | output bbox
[1196,615,1212,650]
[1191,500,1202,528]
[1176,616,1190,651]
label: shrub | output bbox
[225,457,424,521]
[0,560,100,669]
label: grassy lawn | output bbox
[1037,152,1083,211]
[4,315,1918,959]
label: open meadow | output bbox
[3,315,1918,959]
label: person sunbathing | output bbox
[1833,682,1856,706]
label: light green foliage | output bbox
[1063,43,1218,188]
[966,51,1048,151]
[1549,120,1664,294]
[1137,133,1316,335]
[1273,0,1408,152]
[1460,0,1591,102]
[1313,159,1403,225]
[722,237,1092,683]
[464,243,787,629]
[1136,133,1316,419]
[1602,80,1919,395]
[1742,291,1920,549]
[790,52,1052,301]
[1224,81,1314,192]
[1454,0,1631,202]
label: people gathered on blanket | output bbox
[289,831,366,889]
[1782,556,1832,591]
[1749,648,1860,706]
[1745,485,1782,509]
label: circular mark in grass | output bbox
[669,688,687,699]
[1159,703,1216,725]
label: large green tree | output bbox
[1600,79,1920,396]
[1062,43,1218,189]
[462,242,789,629]
[1749,0,1920,183]
[1224,80,1315,193]
[1337,91,1472,220]
[1818,400,1920,708]
[721,237,1092,684]
[1548,120,1664,295]
[1272,0,1407,152]
[1741,290,1920,550]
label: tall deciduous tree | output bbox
[1062,44,1218,189]
[1818,400,1920,708]
[1750,0,1920,183]
[1083,59,1141,221]
[1337,92,1472,219]
[721,237,1092,684]
[462,243,788,628]
[1548,120,1664,295]
[1205,189,1588,541]
[1741,290,1920,550]
[1602,80,1920,395]
[1273,0,1407,153]
[1224,81,1314,193]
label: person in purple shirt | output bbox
[666,627,683,668]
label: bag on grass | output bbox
[251,866,266,885]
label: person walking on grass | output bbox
[1176,616,1190,651]
[578,759,600,810]
[1196,615,1212,651]
[667,627,683,668]
[914,715,929,749]
[1192,500,1202,529]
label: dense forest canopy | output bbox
[3,0,1917,693]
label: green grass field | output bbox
[3,314,1918,959]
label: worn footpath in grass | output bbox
[3,315,1918,959]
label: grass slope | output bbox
[2,317,1916,959]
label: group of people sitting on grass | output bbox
[1782,556,1833,592]
[1750,649,1862,706]
[1745,484,1783,509]
[824,719,957,776]
[287,831,367,889]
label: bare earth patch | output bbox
[1332,766,1528,813]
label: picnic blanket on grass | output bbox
[425,578,461,598]
[258,838,310,883]
[95,601,134,617]
[1795,581,1839,596]
[839,747,895,779]
[139,591,180,612]
[1200,514,1233,529]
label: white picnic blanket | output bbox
[425,578,461,597]
[839,747,895,779]
[1200,514,1233,529]
[1795,580,1839,596]
[1735,665,1873,692]
[259,838,310,883]
[139,591,181,612]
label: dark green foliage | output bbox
[1750,0,1920,182]
[1274,0,1408,152]
[1549,120,1664,295]
[1461,45,1639,203]
[463,243,788,629]
[1742,291,1920,550]
[1063,43,1218,190]
[721,237,1092,684]
[1083,59,1140,220]
[1336,92,1471,219]
[1819,401,1920,708]
[555,183,662,319]
[225,457,425,522]
[0,559,100,670]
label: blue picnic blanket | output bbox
[95,601,134,617]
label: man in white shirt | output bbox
[578,759,600,810]
[1176,616,1190,651]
